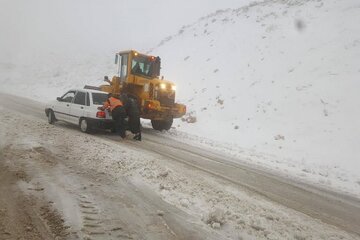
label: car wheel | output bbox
[47,110,55,124]
[79,118,91,133]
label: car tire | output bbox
[47,110,55,124]
[79,118,91,133]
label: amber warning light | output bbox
[146,102,156,110]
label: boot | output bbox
[133,132,141,141]
[120,131,126,139]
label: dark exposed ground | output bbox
[0,157,68,240]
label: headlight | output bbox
[171,85,176,91]
[160,83,166,90]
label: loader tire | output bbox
[151,119,173,131]
[151,120,162,131]
[163,118,173,130]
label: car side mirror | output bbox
[57,97,62,101]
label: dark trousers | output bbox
[127,98,141,135]
[112,106,126,138]
[128,114,141,134]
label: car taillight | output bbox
[96,111,106,118]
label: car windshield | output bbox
[92,93,108,105]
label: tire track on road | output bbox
[122,133,360,237]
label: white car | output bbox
[45,89,114,133]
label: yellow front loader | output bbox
[100,50,186,130]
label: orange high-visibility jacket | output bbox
[102,97,123,112]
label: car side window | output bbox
[74,91,86,105]
[61,91,76,103]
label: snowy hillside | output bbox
[150,0,360,194]
[0,0,359,196]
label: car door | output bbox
[54,90,75,122]
[84,92,93,118]
[68,91,86,125]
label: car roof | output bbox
[69,89,108,94]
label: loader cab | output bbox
[115,51,161,82]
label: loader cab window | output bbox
[131,55,160,78]
[120,54,128,81]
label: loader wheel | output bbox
[163,118,173,130]
[47,110,55,124]
[151,120,162,131]
[151,119,173,131]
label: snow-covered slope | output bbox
[149,0,360,195]
[0,0,359,196]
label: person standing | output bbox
[128,98,141,141]
[99,93,126,139]
[120,94,142,141]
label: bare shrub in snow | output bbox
[182,112,197,123]
[251,224,265,231]
[295,19,306,32]
[202,208,225,227]
[211,222,221,229]
[157,210,164,216]
[294,234,307,240]
[157,170,169,178]
[179,198,190,208]
[274,135,285,140]
[186,116,197,123]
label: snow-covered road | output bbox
[0,92,359,239]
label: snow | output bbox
[1,0,360,197]
[0,109,357,239]
[148,0,360,197]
